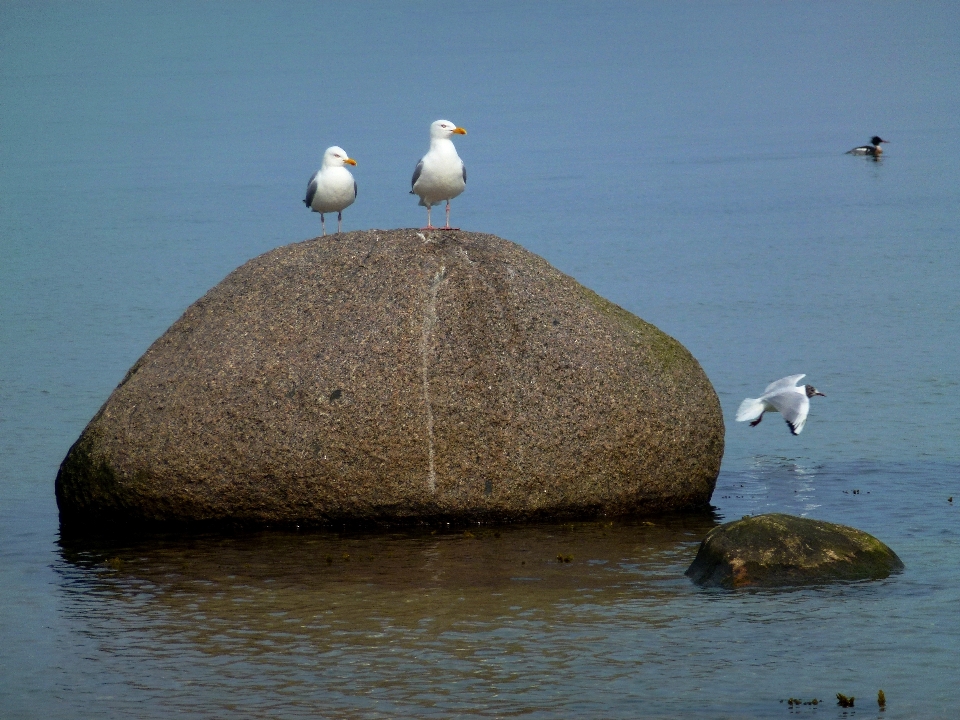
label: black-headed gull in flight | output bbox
[411,119,467,230]
[736,374,825,435]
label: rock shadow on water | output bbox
[55,513,719,634]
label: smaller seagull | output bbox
[736,374,825,436]
[304,146,357,236]
[411,119,467,230]
[846,136,888,157]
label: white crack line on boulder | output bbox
[421,265,447,493]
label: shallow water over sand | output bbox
[38,460,957,719]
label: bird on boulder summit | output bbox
[411,119,467,230]
[305,146,357,236]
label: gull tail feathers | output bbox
[736,397,765,423]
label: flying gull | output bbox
[736,374,825,435]
[304,146,357,236]
[411,119,467,230]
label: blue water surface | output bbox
[2,2,959,718]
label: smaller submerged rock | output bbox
[685,513,903,588]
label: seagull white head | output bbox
[322,146,357,168]
[430,119,467,139]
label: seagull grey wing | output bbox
[462,161,467,184]
[304,173,319,208]
[767,391,810,435]
[354,180,358,199]
[410,159,424,193]
[763,374,805,396]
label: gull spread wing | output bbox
[763,374,805,396]
[736,397,766,422]
[767,390,810,435]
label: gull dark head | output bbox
[322,146,357,168]
[871,136,888,146]
[805,385,825,398]
[430,119,467,139]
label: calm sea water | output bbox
[2,2,959,717]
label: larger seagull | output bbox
[410,119,467,230]
[304,146,357,236]
[736,374,825,435]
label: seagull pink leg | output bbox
[443,200,459,230]
[337,211,342,234]
[421,205,435,231]
[321,213,327,237]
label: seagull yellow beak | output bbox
[344,158,357,166]
[453,127,467,135]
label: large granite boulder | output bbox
[685,513,904,588]
[56,230,724,528]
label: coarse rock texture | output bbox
[56,229,724,529]
[685,513,904,589]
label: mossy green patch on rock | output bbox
[579,287,689,374]
[56,230,724,529]
[685,513,904,589]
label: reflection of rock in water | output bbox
[57,515,717,631]
[56,229,723,529]
[50,516,714,717]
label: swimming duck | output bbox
[846,136,888,156]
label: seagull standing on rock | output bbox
[736,374,825,435]
[411,119,467,230]
[304,146,357,236]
